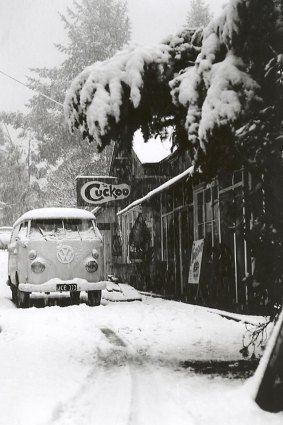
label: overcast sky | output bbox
[0,0,227,112]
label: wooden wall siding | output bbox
[109,141,181,212]
[105,140,197,297]
[104,142,269,313]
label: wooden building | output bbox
[85,142,264,313]
[87,142,179,286]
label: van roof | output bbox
[13,208,96,227]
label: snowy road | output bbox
[0,250,282,425]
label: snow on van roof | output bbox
[13,208,95,227]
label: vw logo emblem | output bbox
[57,245,75,264]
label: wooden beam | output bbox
[254,307,283,412]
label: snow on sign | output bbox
[188,239,204,284]
[76,176,130,206]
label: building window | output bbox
[194,182,219,246]
[217,169,249,304]
[129,213,152,263]
[161,188,174,214]
[161,180,193,264]
[162,215,168,262]
[121,207,154,263]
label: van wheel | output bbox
[70,291,80,305]
[14,273,30,308]
[11,285,17,304]
[16,288,30,308]
[7,277,15,302]
[88,290,101,307]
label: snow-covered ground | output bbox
[0,250,282,425]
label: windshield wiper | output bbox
[36,224,47,241]
[76,225,83,240]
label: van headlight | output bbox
[85,259,98,273]
[92,249,99,259]
[31,260,45,273]
[29,250,37,260]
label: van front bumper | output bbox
[18,278,107,293]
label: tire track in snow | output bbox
[44,330,133,425]
[97,325,163,425]
[100,327,127,347]
[98,326,198,425]
[98,326,138,425]
[44,326,135,425]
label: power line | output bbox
[0,69,64,108]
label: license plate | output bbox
[56,284,77,292]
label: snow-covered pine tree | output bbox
[235,0,283,311]
[56,0,131,80]
[0,124,46,223]
[186,0,212,28]
[1,0,131,209]
[64,27,202,151]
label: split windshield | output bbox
[29,218,98,241]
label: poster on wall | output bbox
[188,239,205,284]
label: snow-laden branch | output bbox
[185,53,260,150]
[64,44,172,147]
[170,0,263,151]
[64,0,277,158]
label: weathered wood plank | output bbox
[254,308,283,412]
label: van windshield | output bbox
[29,219,99,241]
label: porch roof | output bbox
[117,165,194,216]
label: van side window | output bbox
[18,222,28,239]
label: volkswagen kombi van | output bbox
[7,208,106,308]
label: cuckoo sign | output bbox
[80,180,131,205]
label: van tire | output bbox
[16,287,30,308]
[11,284,17,304]
[7,277,16,302]
[70,291,80,305]
[15,274,30,308]
[88,290,101,307]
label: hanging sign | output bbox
[76,176,131,206]
[188,239,204,284]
